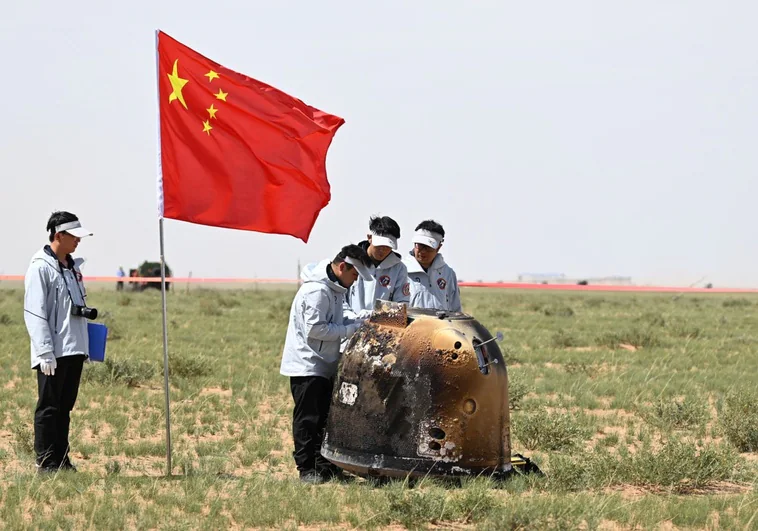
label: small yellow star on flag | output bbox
[205,70,220,82]
[215,89,228,102]
[202,120,213,135]
[207,104,218,119]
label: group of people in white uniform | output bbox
[279,216,462,483]
[22,210,462,482]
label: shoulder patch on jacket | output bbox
[402,282,410,296]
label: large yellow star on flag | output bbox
[167,59,188,109]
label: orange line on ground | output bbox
[1,276,756,293]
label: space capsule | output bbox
[321,301,536,480]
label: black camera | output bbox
[71,305,98,320]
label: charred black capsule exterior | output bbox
[322,303,514,479]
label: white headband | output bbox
[370,232,398,250]
[54,220,93,238]
[344,256,375,280]
[56,221,82,232]
[415,229,443,242]
[412,229,443,250]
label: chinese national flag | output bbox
[156,31,344,242]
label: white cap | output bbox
[55,220,93,238]
[344,256,375,280]
[370,232,398,250]
[412,229,442,250]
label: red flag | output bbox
[156,31,344,242]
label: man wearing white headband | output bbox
[23,211,94,473]
[402,220,462,312]
[280,244,373,484]
[344,216,410,321]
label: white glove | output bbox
[39,354,57,376]
[345,320,365,339]
[357,309,372,319]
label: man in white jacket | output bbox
[344,215,410,320]
[280,244,373,484]
[24,211,94,473]
[402,220,462,313]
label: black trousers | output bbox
[290,376,335,474]
[34,355,85,467]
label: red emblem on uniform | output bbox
[437,278,447,290]
[379,275,391,287]
[402,282,410,297]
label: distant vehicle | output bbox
[129,261,172,291]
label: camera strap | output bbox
[53,253,87,308]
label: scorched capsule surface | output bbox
[321,301,514,479]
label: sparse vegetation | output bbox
[10,423,34,457]
[541,304,575,317]
[82,357,157,387]
[551,328,579,348]
[722,298,752,308]
[168,353,213,378]
[597,327,665,348]
[718,387,758,452]
[0,286,755,529]
[546,439,741,493]
[507,370,529,410]
[640,395,710,432]
[513,408,593,451]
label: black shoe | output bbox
[36,464,60,475]
[61,458,77,472]
[299,470,326,485]
[318,465,351,482]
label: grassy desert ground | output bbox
[0,286,756,529]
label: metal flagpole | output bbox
[155,29,173,476]
[159,218,172,476]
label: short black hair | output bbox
[46,211,79,242]
[333,244,372,268]
[369,216,401,239]
[415,219,445,239]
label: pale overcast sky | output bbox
[3,1,756,286]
